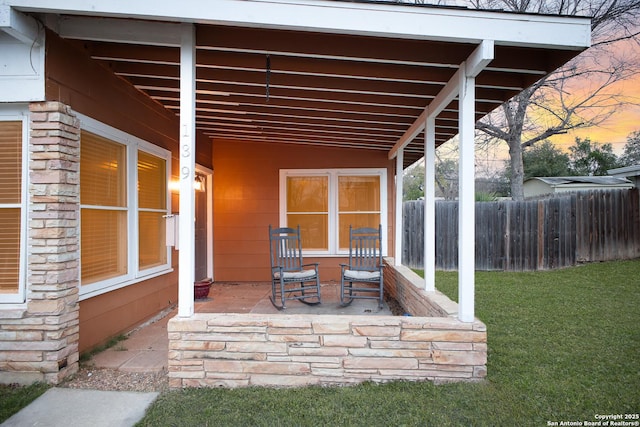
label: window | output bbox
[80,131,128,284]
[79,116,171,299]
[137,150,167,270]
[286,175,329,251]
[0,113,27,303]
[281,169,386,255]
[338,175,381,249]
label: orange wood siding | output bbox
[212,138,396,283]
[44,29,212,172]
[43,31,197,353]
[78,271,178,353]
[42,29,397,350]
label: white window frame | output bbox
[0,104,29,304]
[79,114,172,300]
[279,168,387,256]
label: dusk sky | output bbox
[548,38,640,154]
[423,23,639,172]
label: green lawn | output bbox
[2,260,637,426]
[0,383,49,423]
[137,259,640,426]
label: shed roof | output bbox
[608,164,640,177]
[525,176,633,186]
[3,0,591,167]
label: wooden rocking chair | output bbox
[340,225,385,308]
[268,225,322,310]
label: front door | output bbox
[194,169,212,281]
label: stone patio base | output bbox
[168,259,487,388]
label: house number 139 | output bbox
[181,143,191,179]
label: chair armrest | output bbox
[301,262,319,270]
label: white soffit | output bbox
[5,0,591,50]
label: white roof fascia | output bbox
[58,15,182,46]
[3,0,591,50]
[389,40,494,160]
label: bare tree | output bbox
[387,0,639,199]
[372,0,639,199]
[468,0,640,199]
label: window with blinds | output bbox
[0,121,22,295]
[282,169,386,255]
[138,150,167,270]
[78,118,171,297]
[80,131,128,285]
[338,175,381,250]
[286,176,329,250]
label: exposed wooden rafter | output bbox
[5,0,590,167]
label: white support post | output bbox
[178,23,196,318]
[424,114,436,292]
[394,149,404,265]
[458,63,476,322]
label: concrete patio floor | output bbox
[88,282,392,373]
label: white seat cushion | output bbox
[344,269,380,280]
[274,269,317,280]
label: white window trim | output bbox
[78,114,172,301]
[279,168,387,256]
[0,104,29,304]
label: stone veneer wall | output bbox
[168,261,486,388]
[382,257,459,318]
[0,102,80,385]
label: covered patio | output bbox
[27,0,591,321]
[168,260,479,387]
[1,0,590,386]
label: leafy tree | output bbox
[403,163,425,201]
[619,130,640,166]
[522,140,570,179]
[434,156,458,200]
[475,191,497,202]
[402,156,459,200]
[568,137,620,175]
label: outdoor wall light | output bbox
[194,175,206,192]
[168,174,206,193]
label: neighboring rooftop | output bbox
[608,165,640,177]
[527,176,633,186]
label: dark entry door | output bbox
[194,185,208,281]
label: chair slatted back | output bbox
[349,225,382,271]
[269,225,303,272]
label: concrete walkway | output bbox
[89,307,173,373]
[1,307,174,427]
[1,388,158,427]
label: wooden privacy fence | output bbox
[403,189,640,271]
